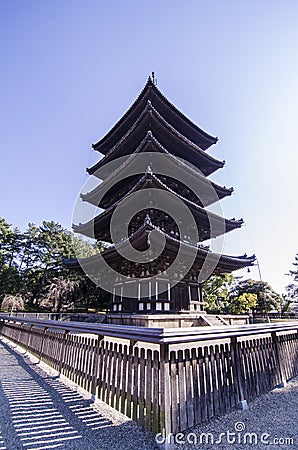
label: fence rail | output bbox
[0,316,297,438]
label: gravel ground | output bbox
[0,337,297,450]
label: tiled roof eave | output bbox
[92,78,217,153]
[88,102,223,175]
[83,137,232,205]
[66,222,255,271]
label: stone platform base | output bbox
[107,313,208,328]
[106,313,249,328]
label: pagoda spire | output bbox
[151,71,157,85]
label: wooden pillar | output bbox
[199,284,204,312]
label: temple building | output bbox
[67,76,255,320]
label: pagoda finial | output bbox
[151,71,157,86]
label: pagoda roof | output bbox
[67,221,255,275]
[82,166,233,209]
[88,103,223,176]
[74,179,243,243]
[92,77,218,154]
[88,130,224,182]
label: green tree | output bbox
[279,294,292,315]
[23,221,102,306]
[0,266,21,299]
[0,219,23,300]
[0,218,22,267]
[203,274,234,313]
[286,253,298,300]
[0,218,11,263]
[229,279,282,315]
[0,217,107,312]
[228,292,257,314]
[76,275,111,311]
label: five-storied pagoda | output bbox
[67,75,255,326]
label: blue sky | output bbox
[1,1,298,294]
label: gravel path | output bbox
[0,337,297,450]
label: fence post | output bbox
[159,343,174,449]
[18,323,24,343]
[271,331,287,387]
[26,324,34,352]
[59,330,70,374]
[91,336,103,398]
[230,336,248,410]
[39,326,48,361]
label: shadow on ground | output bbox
[0,339,158,450]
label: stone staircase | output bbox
[202,314,229,326]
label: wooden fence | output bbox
[0,317,297,438]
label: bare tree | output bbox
[41,277,81,312]
[1,294,25,314]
